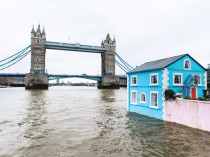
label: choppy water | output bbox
[1,86,210,157]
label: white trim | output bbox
[183,59,191,70]
[131,90,137,105]
[150,73,158,86]
[162,68,169,90]
[204,72,207,90]
[131,75,137,86]
[198,74,202,86]
[150,91,158,109]
[162,68,169,120]
[173,73,183,86]
[127,75,130,111]
[140,92,146,104]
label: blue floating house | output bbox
[127,54,207,120]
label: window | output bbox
[131,91,137,104]
[35,50,41,53]
[34,64,39,69]
[150,74,158,85]
[108,55,114,60]
[197,75,201,85]
[184,59,191,69]
[193,74,201,86]
[140,93,146,103]
[36,39,40,43]
[150,92,158,108]
[131,76,137,85]
[173,73,183,86]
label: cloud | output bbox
[0,0,210,76]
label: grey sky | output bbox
[1,0,210,77]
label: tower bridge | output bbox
[0,25,133,89]
[27,25,119,89]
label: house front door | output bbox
[191,88,196,99]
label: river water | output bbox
[0,86,210,157]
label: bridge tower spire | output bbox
[98,34,119,89]
[25,24,48,89]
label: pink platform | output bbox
[165,98,210,132]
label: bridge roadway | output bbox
[0,73,127,81]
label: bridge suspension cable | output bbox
[0,50,31,70]
[115,52,134,70]
[115,52,134,73]
[115,60,130,73]
[0,45,31,70]
[0,45,30,63]
[0,49,31,67]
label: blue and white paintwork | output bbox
[127,54,206,120]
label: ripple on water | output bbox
[1,87,210,157]
[0,120,12,125]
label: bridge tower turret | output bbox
[98,34,119,89]
[25,25,48,89]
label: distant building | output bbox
[0,77,25,86]
[127,54,207,120]
[207,64,210,87]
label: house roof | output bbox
[128,54,206,73]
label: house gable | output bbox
[166,54,206,99]
[166,54,206,71]
[128,54,206,74]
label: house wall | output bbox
[128,70,164,120]
[167,55,206,98]
[165,98,210,132]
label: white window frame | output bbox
[197,74,202,86]
[140,92,146,104]
[131,90,137,105]
[173,73,183,86]
[150,73,158,86]
[193,74,202,86]
[131,75,137,86]
[150,91,158,109]
[184,59,191,70]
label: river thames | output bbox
[1,86,210,157]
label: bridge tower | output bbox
[25,25,48,89]
[98,34,119,89]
